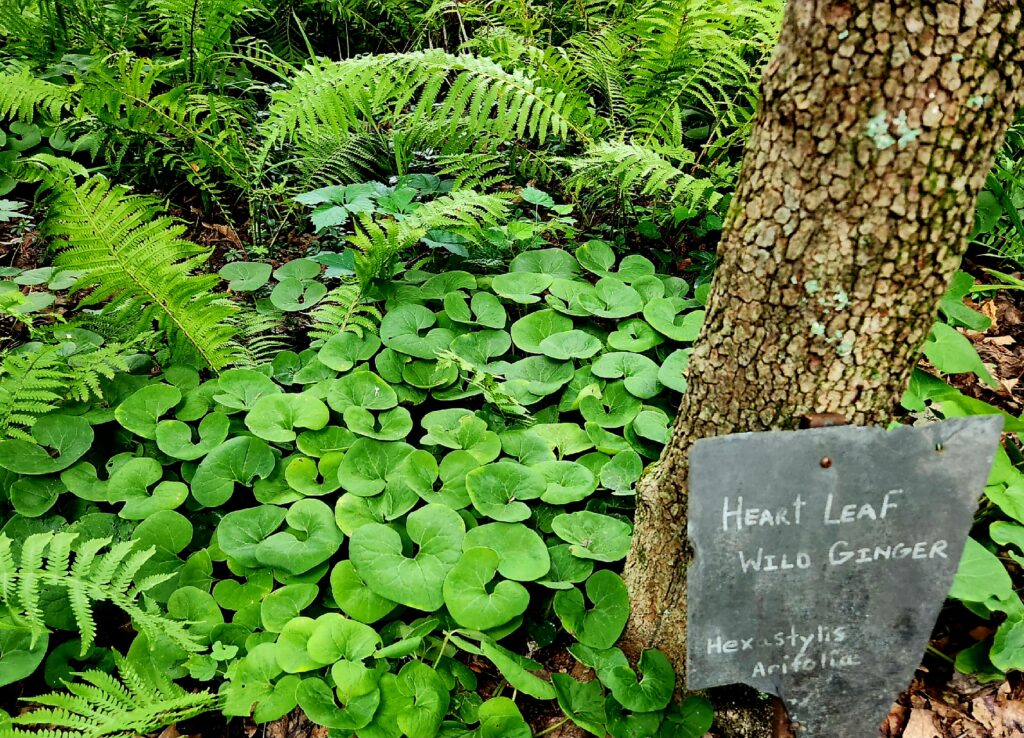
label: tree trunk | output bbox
[622,0,1024,733]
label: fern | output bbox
[233,307,290,365]
[627,0,781,144]
[565,140,719,208]
[348,189,510,286]
[0,69,77,122]
[150,0,257,80]
[0,532,203,656]
[2,651,218,738]
[43,175,241,371]
[307,283,382,346]
[63,337,145,402]
[261,50,593,151]
[0,346,67,442]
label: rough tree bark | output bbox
[621,0,1024,734]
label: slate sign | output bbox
[686,417,1004,738]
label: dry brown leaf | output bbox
[902,709,941,738]
[156,725,181,738]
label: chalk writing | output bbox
[686,418,1004,738]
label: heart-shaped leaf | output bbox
[463,522,550,581]
[658,349,692,393]
[381,304,452,359]
[644,299,703,341]
[286,454,343,496]
[344,406,413,441]
[491,272,553,304]
[318,332,381,372]
[155,412,230,460]
[537,460,597,504]
[552,511,632,562]
[213,369,282,412]
[0,415,93,475]
[326,371,397,412]
[450,330,512,366]
[261,583,319,632]
[271,278,328,311]
[538,330,603,360]
[577,278,642,319]
[191,436,276,507]
[592,353,660,399]
[220,262,272,292]
[115,384,182,439]
[600,449,643,493]
[466,461,545,521]
[217,505,289,568]
[245,393,330,443]
[580,381,642,428]
[538,544,595,589]
[552,673,607,737]
[330,560,397,623]
[443,547,529,629]
[274,258,323,281]
[256,498,343,574]
[396,661,450,738]
[553,570,629,648]
[605,649,674,712]
[61,456,161,503]
[349,503,466,611]
[608,319,664,352]
[510,248,579,277]
[511,309,574,354]
[337,439,415,497]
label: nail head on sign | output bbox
[686,417,1004,738]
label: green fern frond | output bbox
[0,69,77,122]
[3,652,218,738]
[564,140,719,209]
[44,175,241,371]
[0,533,203,656]
[307,283,381,346]
[403,189,511,234]
[628,0,781,143]
[0,346,67,441]
[150,0,257,78]
[437,152,515,191]
[233,308,290,365]
[348,190,510,286]
[289,129,386,191]
[64,338,144,402]
[261,50,594,151]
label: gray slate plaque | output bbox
[686,417,1003,737]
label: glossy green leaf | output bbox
[443,548,529,629]
[467,461,545,521]
[349,504,466,611]
[553,570,629,648]
[552,511,632,562]
[463,522,550,581]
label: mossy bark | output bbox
[621,1,1024,735]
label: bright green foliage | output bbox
[0,532,202,655]
[0,244,707,738]
[44,176,241,370]
[1,0,1021,727]
[0,652,218,738]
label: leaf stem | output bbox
[536,718,569,736]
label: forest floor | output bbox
[3,224,1024,738]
